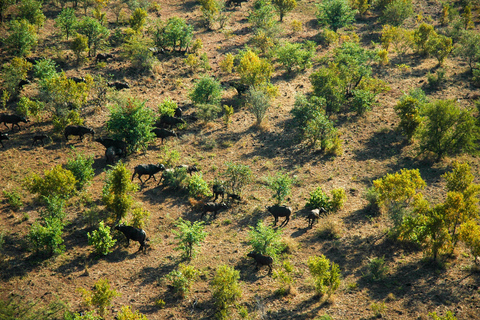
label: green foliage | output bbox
[161,167,189,190]
[116,306,148,320]
[306,187,332,211]
[426,34,453,66]
[70,33,89,64]
[413,23,435,55]
[190,75,223,106]
[165,263,199,298]
[52,110,84,133]
[173,218,208,258]
[276,40,315,73]
[394,94,425,141]
[350,89,376,115]
[455,31,480,73]
[316,0,357,31]
[223,162,253,194]
[330,188,346,212]
[0,294,67,320]
[245,85,271,126]
[1,57,32,96]
[102,162,139,222]
[17,0,45,28]
[5,19,38,57]
[351,0,370,15]
[87,221,117,256]
[223,105,234,128]
[64,310,101,320]
[158,98,178,117]
[33,58,57,81]
[265,172,295,205]
[248,221,285,259]
[273,260,295,295]
[55,8,77,40]
[379,0,413,27]
[307,255,341,297]
[197,103,222,122]
[198,0,223,30]
[428,311,457,320]
[459,220,480,264]
[237,49,274,87]
[65,150,95,191]
[249,0,277,31]
[158,145,180,167]
[220,53,235,73]
[367,256,389,281]
[188,173,212,199]
[122,34,155,70]
[211,265,242,319]
[79,278,120,317]
[28,217,65,256]
[39,195,66,222]
[24,165,77,200]
[272,0,297,21]
[152,17,193,51]
[129,207,150,229]
[2,189,23,210]
[106,98,155,154]
[16,97,43,119]
[418,100,480,160]
[75,16,110,56]
[129,8,147,32]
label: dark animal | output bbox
[64,125,95,141]
[108,81,130,90]
[266,205,292,227]
[96,53,114,61]
[176,164,198,176]
[307,207,327,228]
[105,146,123,165]
[174,107,183,118]
[229,81,249,95]
[201,202,228,219]
[115,224,148,253]
[69,76,86,83]
[131,164,166,183]
[151,128,177,144]
[18,79,31,88]
[157,115,186,127]
[227,0,249,7]
[32,133,48,146]
[212,182,225,202]
[95,138,127,157]
[227,193,241,203]
[0,133,9,148]
[247,251,273,275]
[0,114,29,131]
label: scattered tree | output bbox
[316,0,357,32]
[87,221,117,256]
[272,0,297,22]
[211,265,242,320]
[307,255,341,298]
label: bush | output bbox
[173,218,208,258]
[87,221,117,256]
[28,217,65,256]
[158,98,178,117]
[24,165,77,200]
[272,0,297,22]
[426,34,453,66]
[65,150,95,191]
[220,53,235,73]
[52,110,84,133]
[248,0,277,31]
[55,8,77,40]
[272,260,295,296]
[16,96,45,119]
[459,220,480,265]
[317,218,343,240]
[211,265,242,319]
[350,89,376,115]
[276,40,315,73]
[413,23,435,55]
[39,195,66,222]
[102,162,139,223]
[316,0,357,31]
[223,162,253,194]
[1,57,32,97]
[418,100,480,160]
[265,172,295,205]
[367,256,389,281]
[152,17,193,52]
[428,311,457,320]
[245,86,271,126]
[197,103,222,122]
[237,49,274,87]
[70,33,89,64]
[394,95,424,141]
[165,263,199,298]
[248,221,285,259]
[75,16,110,57]
[33,58,57,82]
[161,167,189,190]
[426,68,446,89]
[17,0,45,28]
[78,278,120,318]
[304,112,338,150]
[157,145,180,167]
[307,255,341,297]
[330,188,346,212]
[2,189,23,210]
[129,207,150,229]
[5,19,38,57]
[306,187,331,211]
[188,173,212,199]
[455,31,480,73]
[189,75,223,106]
[379,0,413,27]
[106,98,155,154]
[129,8,147,32]
[116,306,148,320]
[122,34,155,70]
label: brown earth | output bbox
[1,0,480,319]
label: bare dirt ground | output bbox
[1,0,480,319]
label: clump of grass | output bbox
[316,218,343,240]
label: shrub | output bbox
[129,207,150,229]
[351,89,376,115]
[161,167,189,190]
[276,40,315,73]
[1,57,32,96]
[237,49,274,87]
[455,31,480,73]
[158,98,178,117]
[65,150,95,191]
[188,173,212,199]
[189,75,223,106]
[106,98,155,154]
[129,8,147,32]
[116,306,148,320]
[223,162,253,194]
[52,110,84,133]
[367,256,389,281]
[265,172,295,205]
[307,255,341,297]
[379,0,413,27]
[165,263,199,298]
[248,0,277,31]
[223,105,234,128]
[309,66,345,114]
[245,86,271,126]
[426,68,446,89]
[157,145,180,167]
[273,260,295,296]
[5,19,38,57]
[248,221,285,259]
[304,112,338,150]
[33,58,57,81]
[70,33,89,64]
[198,0,222,30]
[87,221,117,256]
[413,23,435,55]
[2,189,23,210]
[330,188,346,212]
[24,165,77,200]
[197,103,222,122]
[394,95,424,141]
[306,187,331,211]
[55,8,77,40]
[17,0,45,28]
[426,34,453,66]
[317,218,343,240]
[75,16,110,57]
[78,278,120,318]
[39,195,66,222]
[211,265,242,320]
[460,220,480,265]
[418,100,480,160]
[316,0,357,31]
[152,17,193,52]
[272,0,297,22]
[102,162,139,223]
[28,217,65,256]
[122,34,155,70]
[220,53,235,73]
[428,311,457,320]
[173,218,208,259]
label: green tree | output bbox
[211,265,242,320]
[1,57,32,97]
[307,255,341,297]
[24,165,77,200]
[28,217,65,256]
[272,0,296,22]
[129,7,147,33]
[394,95,423,141]
[17,0,45,28]
[173,218,208,259]
[223,162,253,195]
[265,172,295,205]
[152,17,193,51]
[459,220,480,265]
[79,278,120,317]
[121,34,155,70]
[275,40,315,73]
[5,19,38,57]
[33,58,57,81]
[106,98,155,154]
[75,16,110,56]
[379,0,413,27]
[165,264,199,299]
[237,49,274,87]
[87,221,117,256]
[55,8,78,40]
[188,173,213,199]
[245,86,271,126]
[158,98,178,116]
[189,75,223,106]
[316,0,357,32]
[65,150,95,191]
[413,23,435,55]
[248,221,285,259]
[249,0,277,31]
[455,31,480,73]
[418,100,480,160]
[70,33,89,64]
[426,34,453,66]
